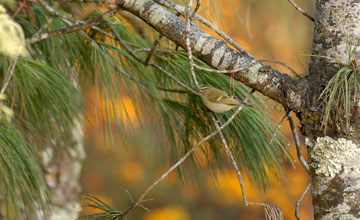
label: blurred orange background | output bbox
[80,0,315,219]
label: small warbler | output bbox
[199,86,254,113]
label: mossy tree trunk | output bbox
[301,0,360,219]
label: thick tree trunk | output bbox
[303,0,360,219]
[32,121,85,220]
[306,137,360,219]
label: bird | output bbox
[198,85,254,113]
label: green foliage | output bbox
[319,62,360,131]
[103,18,289,190]
[14,57,82,146]
[318,38,360,131]
[0,6,86,217]
[79,193,149,220]
[0,3,291,219]
[77,18,290,217]
[0,119,48,219]
[161,54,289,189]
[79,194,126,220]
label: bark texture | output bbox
[304,0,360,219]
[33,121,85,220]
[306,137,360,220]
[303,0,360,137]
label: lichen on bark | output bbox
[306,137,360,178]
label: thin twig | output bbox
[184,1,279,210]
[185,0,200,89]
[133,48,172,54]
[258,59,301,79]
[36,0,99,47]
[1,56,19,94]
[155,0,250,55]
[11,0,25,18]
[114,64,187,94]
[107,21,198,95]
[144,34,163,65]
[269,112,288,144]
[211,114,249,205]
[117,90,255,218]
[26,4,118,44]
[286,109,309,172]
[98,44,185,96]
[191,0,201,18]
[36,0,73,21]
[287,0,315,22]
[295,182,311,220]
[212,117,284,216]
[33,17,54,37]
[37,0,115,40]
[210,92,283,216]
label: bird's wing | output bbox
[218,96,241,106]
[206,89,227,102]
[207,89,240,106]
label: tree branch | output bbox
[35,0,100,47]
[287,0,314,22]
[287,110,309,172]
[185,0,199,88]
[1,56,19,94]
[143,34,163,65]
[155,0,249,54]
[26,7,119,44]
[116,0,307,113]
[107,22,198,94]
[295,182,311,220]
[269,112,288,144]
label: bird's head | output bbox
[198,85,213,95]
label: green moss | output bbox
[303,110,320,124]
